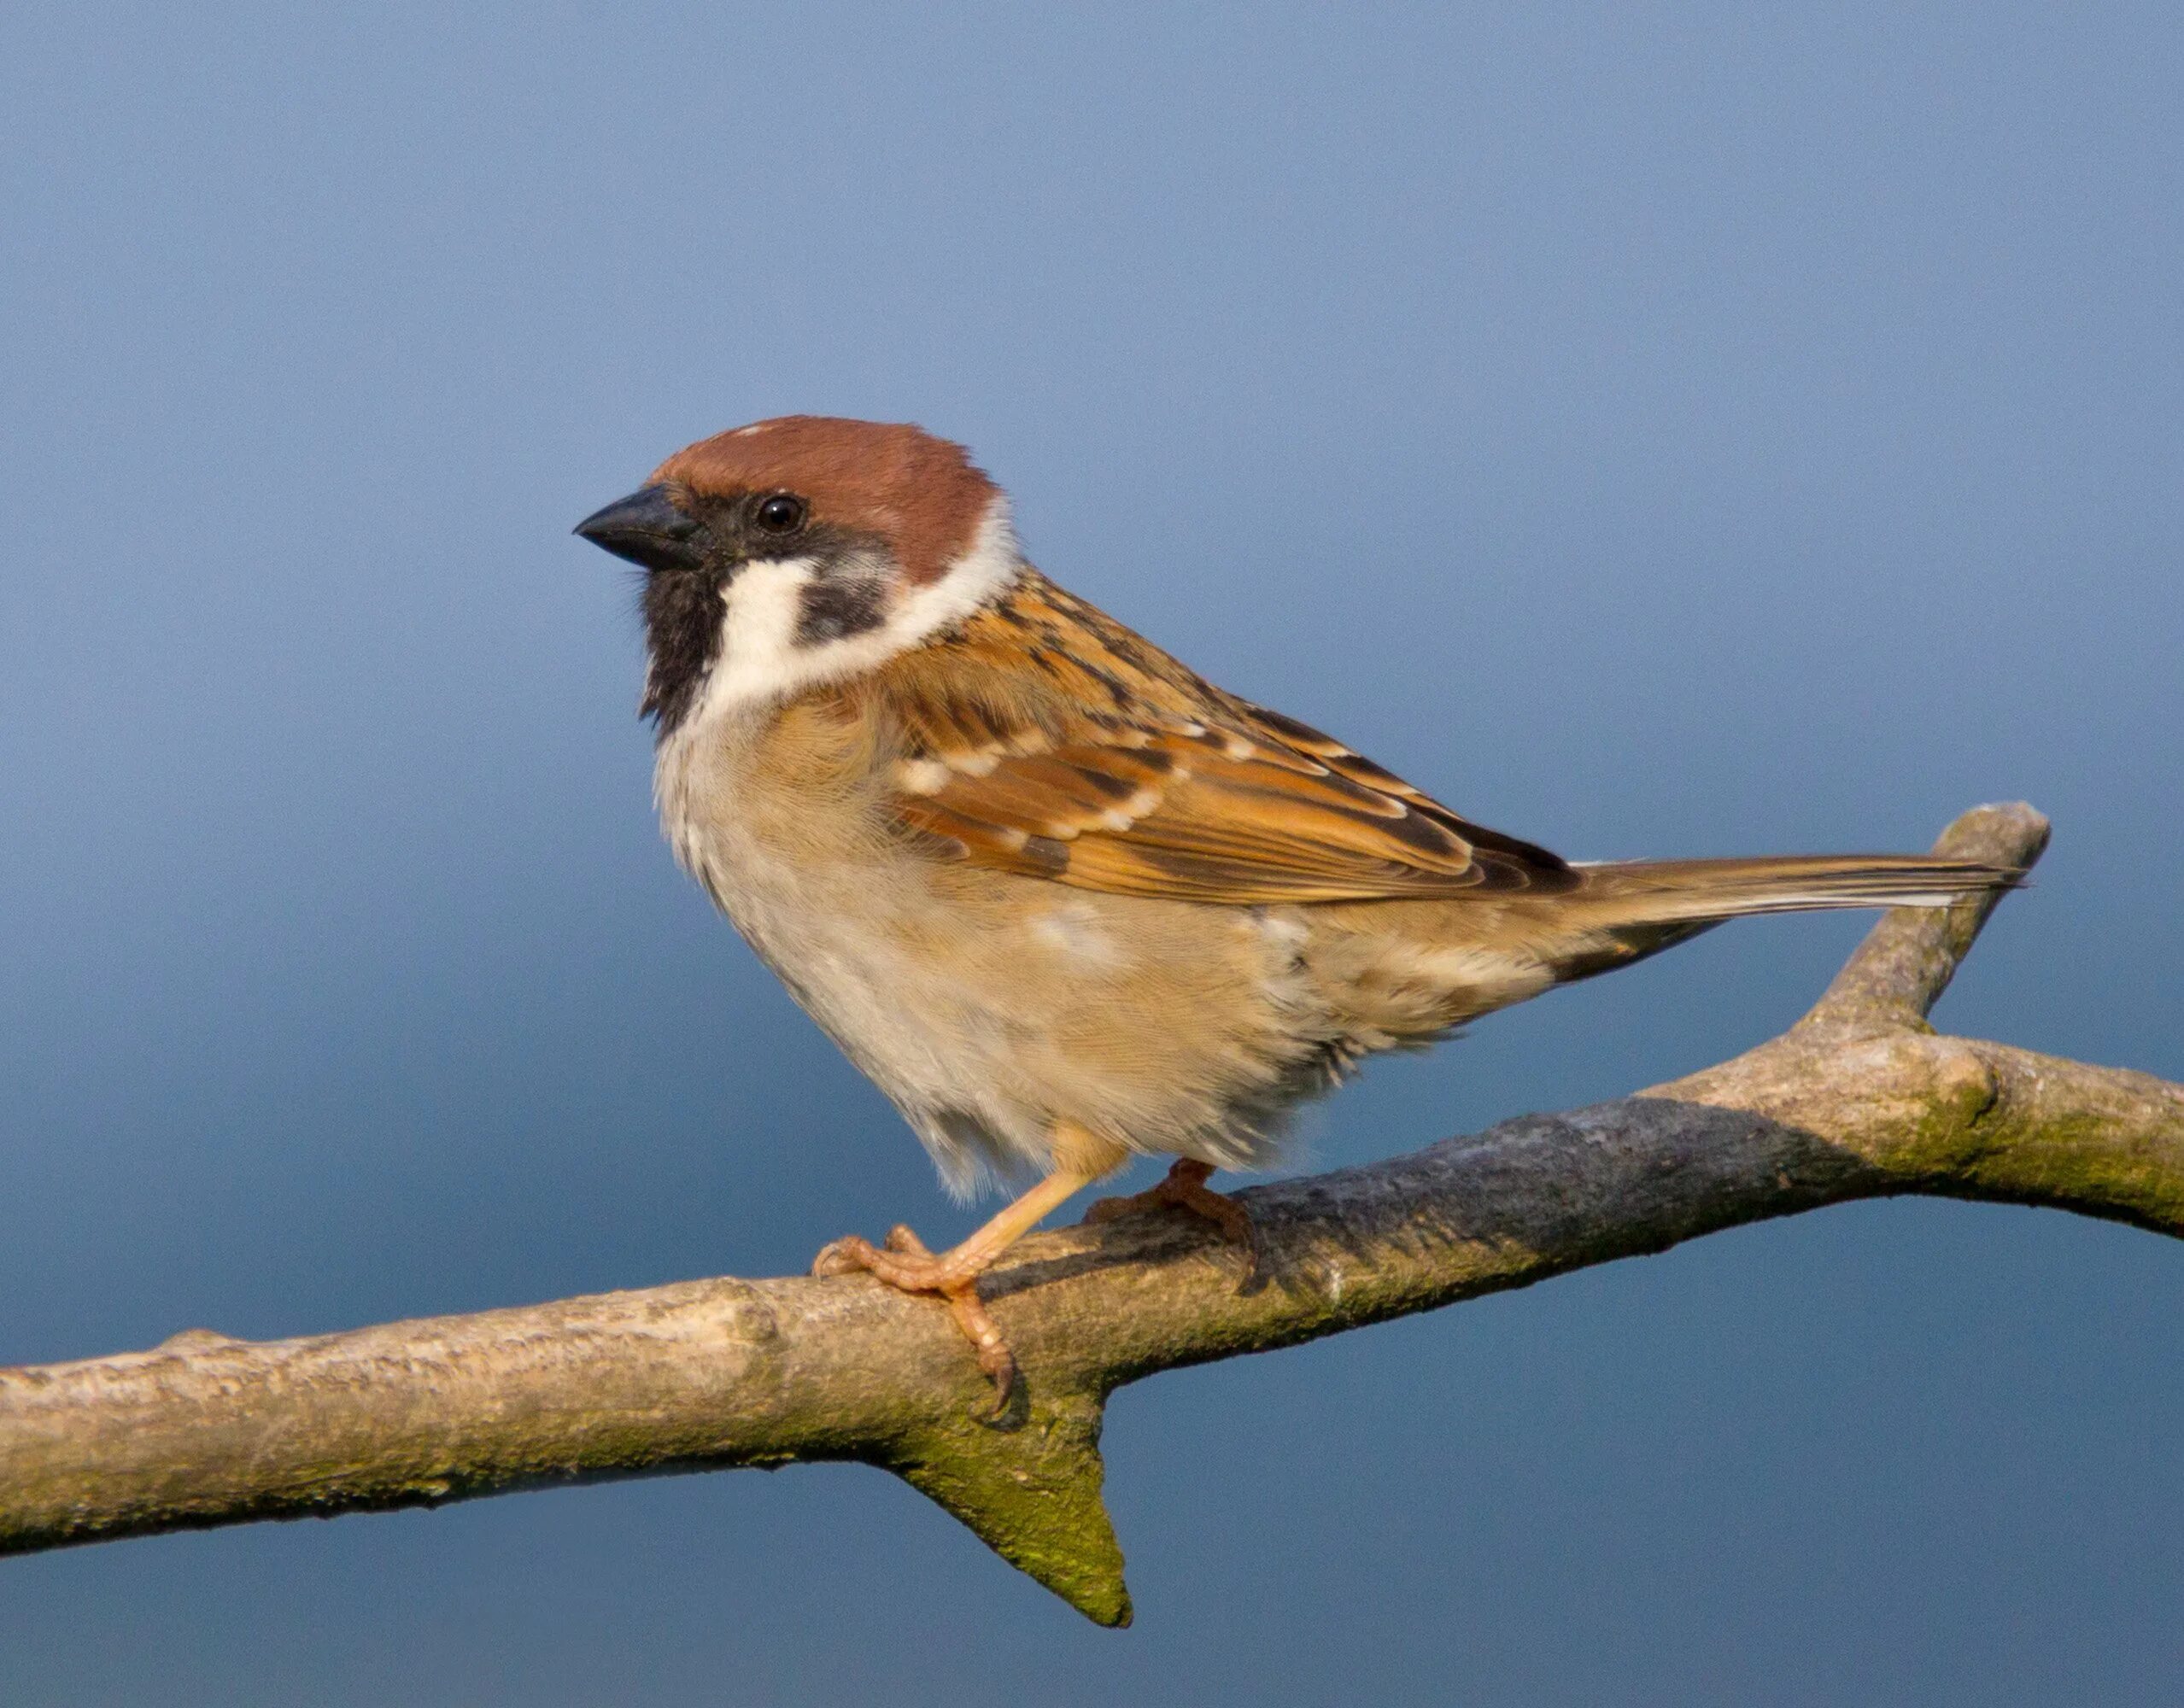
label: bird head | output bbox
[575,416,1019,734]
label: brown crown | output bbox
[652,416,1003,586]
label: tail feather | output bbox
[1573,852,2023,927]
[1320,848,2023,1038]
[1522,853,2023,988]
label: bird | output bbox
[575,414,2017,1401]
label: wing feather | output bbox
[856,572,1575,904]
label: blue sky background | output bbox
[3,3,2180,1701]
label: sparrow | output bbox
[576,415,2017,1400]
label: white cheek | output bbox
[699,558,823,714]
[683,496,1025,724]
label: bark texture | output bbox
[4,803,2176,1627]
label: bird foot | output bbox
[812,1225,1017,1409]
[1082,1159,1257,1275]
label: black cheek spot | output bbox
[795,577,888,646]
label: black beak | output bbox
[573,485,711,574]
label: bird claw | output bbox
[944,1283,1018,1415]
[811,1227,1017,1412]
[1082,1159,1259,1280]
[811,1235,881,1278]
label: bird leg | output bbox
[1083,1158,1257,1268]
[811,1164,1099,1407]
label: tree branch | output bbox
[4,803,2176,1628]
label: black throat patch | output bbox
[639,563,730,738]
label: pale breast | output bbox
[652,697,1341,1191]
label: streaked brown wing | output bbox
[858,573,1576,905]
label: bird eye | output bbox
[754,493,807,534]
